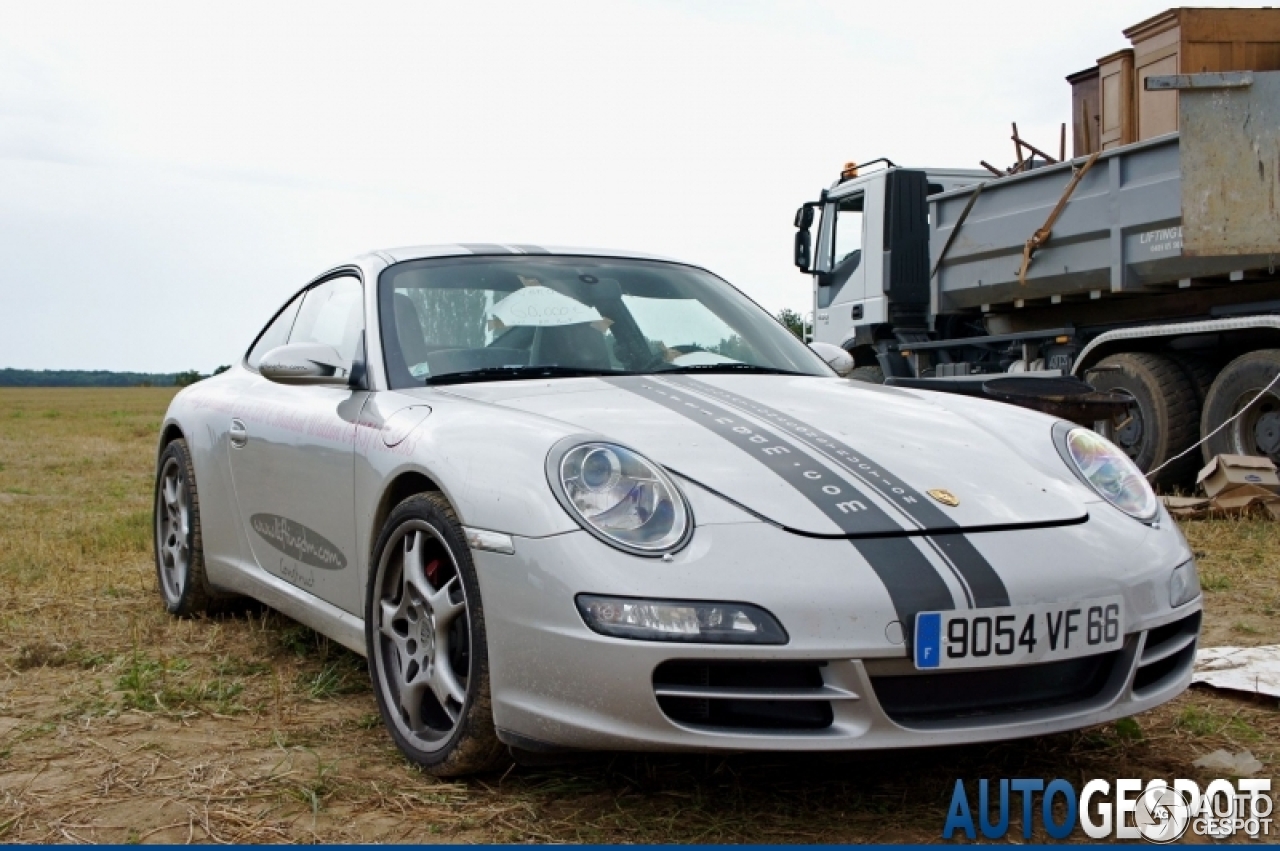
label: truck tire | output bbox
[1167,351,1217,407]
[1089,353,1200,489]
[848,366,885,384]
[1200,349,1280,466]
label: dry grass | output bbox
[0,387,1276,843]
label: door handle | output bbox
[229,418,248,448]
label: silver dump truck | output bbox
[794,71,1280,487]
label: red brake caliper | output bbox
[425,558,441,586]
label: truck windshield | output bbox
[378,256,831,388]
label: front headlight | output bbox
[1054,424,1159,521]
[547,439,692,556]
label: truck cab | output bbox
[804,163,986,354]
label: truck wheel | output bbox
[1200,349,1280,465]
[1089,353,1200,488]
[1167,351,1217,407]
[848,366,885,384]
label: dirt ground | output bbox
[0,387,1276,843]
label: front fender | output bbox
[355,392,585,559]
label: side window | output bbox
[246,293,304,369]
[289,276,364,363]
[831,193,864,269]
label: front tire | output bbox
[153,438,225,616]
[365,492,505,777]
[848,365,885,384]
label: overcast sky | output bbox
[0,0,1251,371]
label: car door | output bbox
[228,274,369,615]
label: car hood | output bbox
[432,373,1088,537]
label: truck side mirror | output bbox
[794,205,814,229]
[794,229,812,272]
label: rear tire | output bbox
[848,365,885,384]
[153,439,228,617]
[1089,353,1200,489]
[1167,351,1218,407]
[1200,349,1280,466]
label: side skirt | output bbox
[213,558,366,655]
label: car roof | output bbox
[371,243,683,264]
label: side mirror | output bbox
[259,343,352,386]
[794,205,814,229]
[794,228,812,272]
[809,342,854,377]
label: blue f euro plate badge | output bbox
[915,612,942,668]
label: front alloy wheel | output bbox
[366,493,505,776]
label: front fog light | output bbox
[575,594,788,644]
[1170,560,1201,608]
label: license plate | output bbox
[913,597,1124,670]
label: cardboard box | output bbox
[1197,454,1280,498]
[1162,485,1280,520]
[1211,484,1280,519]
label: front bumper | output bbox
[472,508,1200,752]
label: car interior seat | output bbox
[394,293,432,369]
[530,322,612,370]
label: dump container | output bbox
[929,71,1280,315]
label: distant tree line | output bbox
[776,308,812,341]
[0,366,231,387]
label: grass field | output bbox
[0,387,1276,843]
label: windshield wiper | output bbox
[658,363,807,376]
[425,366,634,385]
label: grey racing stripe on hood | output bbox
[601,376,958,626]
[667,375,1011,608]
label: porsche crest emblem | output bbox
[927,488,960,507]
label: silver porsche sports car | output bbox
[154,244,1201,776]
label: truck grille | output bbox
[652,661,851,731]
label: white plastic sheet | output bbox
[1192,749,1265,775]
[1193,645,1280,698]
[490,286,602,328]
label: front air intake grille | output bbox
[1133,611,1200,696]
[871,652,1119,725]
[652,661,844,731]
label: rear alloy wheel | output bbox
[366,492,505,776]
[1200,349,1280,465]
[153,438,227,616]
[1089,353,1200,489]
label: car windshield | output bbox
[378,256,830,388]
